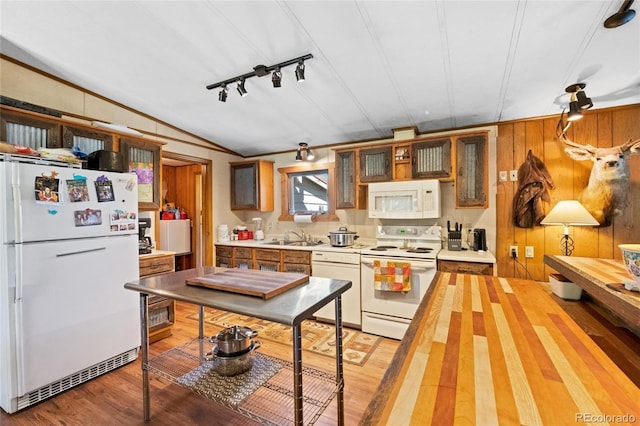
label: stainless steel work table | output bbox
[124,266,351,425]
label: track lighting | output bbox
[218,85,227,102]
[206,54,313,99]
[295,60,306,82]
[556,82,596,139]
[295,142,314,161]
[272,67,282,88]
[236,79,248,97]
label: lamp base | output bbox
[560,234,575,256]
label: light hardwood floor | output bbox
[0,301,399,425]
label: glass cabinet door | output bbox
[62,125,113,154]
[230,162,258,210]
[456,134,487,208]
[411,138,451,179]
[336,150,357,209]
[120,138,161,210]
[359,146,392,182]
[1,109,61,149]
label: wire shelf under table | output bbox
[146,338,341,426]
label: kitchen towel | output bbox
[373,260,411,292]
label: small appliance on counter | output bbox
[470,228,487,251]
[139,218,152,254]
[252,218,264,241]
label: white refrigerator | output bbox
[0,154,141,413]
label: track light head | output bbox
[567,99,583,121]
[295,60,306,82]
[218,86,227,102]
[565,82,592,116]
[272,67,282,88]
[236,79,247,97]
[295,142,313,161]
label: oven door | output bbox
[361,255,436,320]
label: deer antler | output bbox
[556,113,597,154]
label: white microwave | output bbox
[368,180,441,219]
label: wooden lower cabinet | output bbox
[215,245,312,275]
[139,252,175,343]
[437,259,493,275]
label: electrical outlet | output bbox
[525,246,534,258]
[499,171,508,182]
[509,170,518,181]
[510,245,518,258]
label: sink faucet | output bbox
[286,230,306,242]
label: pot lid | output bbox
[329,226,357,235]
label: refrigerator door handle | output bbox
[56,247,106,257]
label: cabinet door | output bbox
[411,138,451,179]
[256,260,280,272]
[0,109,61,149]
[359,147,392,182]
[120,138,161,210]
[456,134,487,208]
[230,161,258,209]
[335,150,357,209]
[62,125,113,154]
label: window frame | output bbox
[277,162,339,222]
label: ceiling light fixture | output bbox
[295,142,314,161]
[557,82,594,133]
[205,53,313,97]
[272,67,282,88]
[218,85,227,102]
[604,0,636,28]
[236,79,248,97]
[295,60,306,82]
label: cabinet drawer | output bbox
[438,260,493,276]
[233,247,252,259]
[216,245,233,258]
[283,251,310,264]
[216,256,232,268]
[283,263,311,275]
[255,248,280,262]
[139,255,174,277]
[256,260,280,272]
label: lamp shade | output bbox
[540,200,599,227]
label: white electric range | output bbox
[360,225,442,339]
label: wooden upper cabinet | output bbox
[359,146,392,182]
[230,159,274,211]
[0,108,62,148]
[455,133,488,208]
[411,138,451,179]
[335,150,357,209]
[119,138,162,210]
[62,125,113,154]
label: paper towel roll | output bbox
[293,214,313,224]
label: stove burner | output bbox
[406,248,433,253]
[371,245,398,251]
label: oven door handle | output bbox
[361,258,436,269]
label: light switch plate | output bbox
[499,171,508,182]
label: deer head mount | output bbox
[557,116,640,227]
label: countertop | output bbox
[437,248,496,263]
[544,255,640,336]
[139,249,175,259]
[360,272,640,424]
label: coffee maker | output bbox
[138,218,152,254]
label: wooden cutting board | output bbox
[186,269,309,299]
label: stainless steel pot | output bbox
[327,227,359,247]
[204,340,262,376]
[209,325,259,355]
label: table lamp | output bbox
[540,200,599,255]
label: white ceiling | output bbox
[1,1,639,157]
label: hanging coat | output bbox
[513,150,555,228]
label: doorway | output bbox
[161,153,213,268]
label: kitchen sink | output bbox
[261,240,324,247]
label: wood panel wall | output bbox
[496,104,640,281]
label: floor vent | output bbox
[16,347,138,411]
